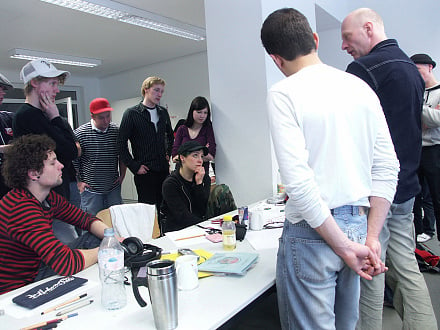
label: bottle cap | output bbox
[223,215,233,221]
[104,228,115,236]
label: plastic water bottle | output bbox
[222,215,236,251]
[98,228,127,310]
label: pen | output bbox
[56,300,94,316]
[35,324,58,330]
[41,293,87,314]
[175,234,205,241]
[54,296,89,310]
[21,313,78,330]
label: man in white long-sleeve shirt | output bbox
[260,8,400,329]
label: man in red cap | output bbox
[73,98,126,215]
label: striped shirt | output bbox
[0,189,98,294]
[118,103,174,174]
[74,122,120,193]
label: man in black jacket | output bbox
[118,76,174,212]
[341,8,436,329]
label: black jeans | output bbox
[134,170,169,212]
[415,144,440,240]
[413,176,436,236]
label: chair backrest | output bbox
[205,184,237,219]
[96,203,161,240]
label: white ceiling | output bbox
[0,0,206,78]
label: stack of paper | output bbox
[197,252,259,276]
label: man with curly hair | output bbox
[0,134,111,295]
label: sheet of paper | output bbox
[164,227,207,247]
[246,228,282,250]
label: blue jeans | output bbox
[277,206,367,330]
[80,185,122,216]
[357,198,437,330]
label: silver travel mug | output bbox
[146,259,178,330]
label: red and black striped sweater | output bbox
[0,189,98,295]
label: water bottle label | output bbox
[99,250,124,270]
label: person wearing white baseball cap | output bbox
[12,58,78,200]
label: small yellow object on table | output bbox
[161,249,214,278]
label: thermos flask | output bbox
[146,259,178,330]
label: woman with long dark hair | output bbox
[172,96,216,173]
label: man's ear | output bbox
[270,54,284,71]
[30,78,39,89]
[313,32,320,50]
[28,169,40,182]
[364,21,374,38]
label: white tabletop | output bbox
[1,222,282,330]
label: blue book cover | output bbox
[197,252,259,275]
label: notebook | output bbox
[197,252,259,276]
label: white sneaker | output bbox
[417,233,433,243]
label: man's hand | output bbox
[77,181,90,194]
[114,174,125,185]
[364,236,387,276]
[137,164,149,175]
[39,91,60,120]
[338,240,376,280]
[194,165,205,185]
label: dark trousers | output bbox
[413,176,436,236]
[134,170,169,212]
[415,144,440,240]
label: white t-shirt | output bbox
[267,63,399,228]
[147,106,159,131]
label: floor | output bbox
[219,237,440,330]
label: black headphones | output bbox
[121,237,163,308]
[121,237,162,269]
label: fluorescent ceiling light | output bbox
[40,0,206,41]
[9,48,102,68]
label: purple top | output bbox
[172,125,216,172]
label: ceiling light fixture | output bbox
[40,0,206,41]
[9,48,102,67]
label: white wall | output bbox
[317,0,440,66]
[99,51,210,128]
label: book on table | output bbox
[197,252,259,276]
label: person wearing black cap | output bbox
[411,53,440,244]
[160,141,211,232]
[0,73,15,198]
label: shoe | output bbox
[417,233,433,243]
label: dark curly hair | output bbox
[2,134,56,189]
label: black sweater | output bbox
[161,170,211,232]
[346,39,424,203]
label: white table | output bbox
[1,221,282,330]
